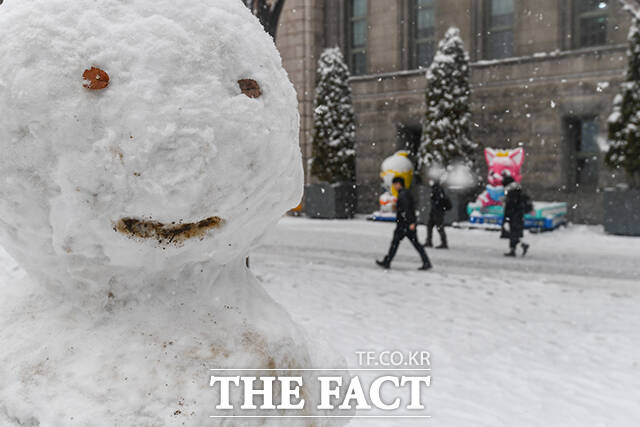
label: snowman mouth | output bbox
[115,216,224,245]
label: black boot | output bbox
[376,258,390,269]
[424,241,433,248]
[437,229,448,249]
[521,243,530,257]
[504,249,516,257]
[418,262,433,271]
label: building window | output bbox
[573,0,609,48]
[412,0,436,68]
[484,0,514,60]
[348,0,367,75]
[566,117,600,189]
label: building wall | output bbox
[471,46,627,223]
[275,0,325,182]
[277,0,632,223]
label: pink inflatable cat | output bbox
[475,148,525,207]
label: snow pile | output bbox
[426,162,475,189]
[0,0,345,425]
[442,163,475,189]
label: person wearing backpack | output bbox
[501,173,533,257]
[425,180,452,249]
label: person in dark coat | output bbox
[425,180,451,249]
[377,177,432,270]
[502,173,533,257]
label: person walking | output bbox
[425,180,452,249]
[501,173,533,257]
[377,177,433,270]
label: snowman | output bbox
[0,0,346,425]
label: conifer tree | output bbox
[310,47,356,183]
[419,27,476,169]
[607,17,640,187]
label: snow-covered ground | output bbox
[253,217,640,427]
[0,216,638,426]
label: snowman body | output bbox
[0,1,342,425]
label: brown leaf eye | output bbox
[238,79,262,98]
[83,67,110,90]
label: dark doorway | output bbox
[564,116,600,191]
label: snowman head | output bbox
[0,0,302,285]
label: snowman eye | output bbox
[238,79,262,98]
[83,67,110,90]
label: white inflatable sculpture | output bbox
[0,1,343,425]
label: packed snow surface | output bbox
[2,214,639,425]
[252,217,640,427]
[0,1,347,426]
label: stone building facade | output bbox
[275,0,633,223]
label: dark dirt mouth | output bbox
[115,216,224,245]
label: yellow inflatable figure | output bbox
[381,151,415,197]
[371,151,415,221]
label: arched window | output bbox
[484,0,514,60]
[413,0,436,68]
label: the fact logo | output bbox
[209,350,432,419]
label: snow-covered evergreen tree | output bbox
[419,27,476,169]
[310,47,356,183]
[606,17,640,187]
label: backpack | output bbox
[523,193,534,213]
[443,196,453,211]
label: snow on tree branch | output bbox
[419,27,477,170]
[606,15,640,186]
[618,0,640,19]
[310,48,356,184]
